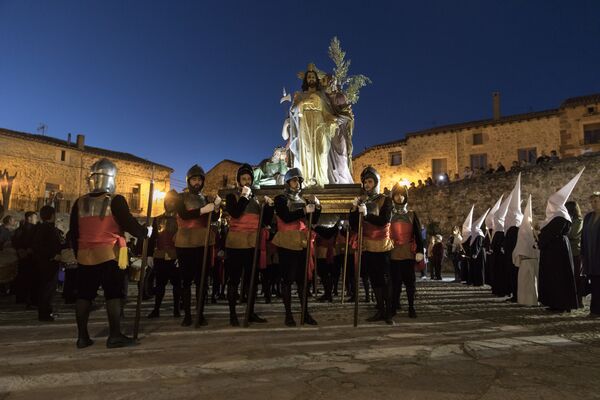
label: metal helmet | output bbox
[236,163,254,186]
[186,164,205,192]
[164,189,178,212]
[284,168,304,192]
[360,166,380,195]
[88,158,117,194]
[391,182,408,205]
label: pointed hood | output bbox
[541,168,585,229]
[485,194,504,233]
[493,191,513,234]
[471,208,490,245]
[512,194,539,266]
[505,173,523,229]
[461,205,475,240]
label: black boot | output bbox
[384,283,394,325]
[227,285,239,326]
[366,288,386,322]
[173,287,181,317]
[147,292,164,318]
[363,277,371,303]
[181,288,192,327]
[106,299,136,348]
[76,299,94,349]
[407,285,417,318]
[282,284,295,326]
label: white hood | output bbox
[461,205,475,240]
[471,208,490,245]
[493,192,513,234]
[505,173,523,229]
[540,168,585,229]
[485,195,504,233]
[512,194,539,266]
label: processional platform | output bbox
[219,184,362,215]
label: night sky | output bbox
[1,0,599,191]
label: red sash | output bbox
[363,222,391,240]
[78,215,126,250]
[229,213,259,232]
[177,213,208,229]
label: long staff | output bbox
[195,211,214,328]
[133,174,154,340]
[354,212,364,328]
[243,202,266,327]
[300,212,314,326]
[341,220,350,305]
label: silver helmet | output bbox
[88,158,117,194]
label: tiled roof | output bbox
[0,127,173,172]
[560,93,600,108]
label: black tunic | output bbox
[538,217,578,311]
[490,231,505,295]
[470,235,486,286]
[504,226,519,298]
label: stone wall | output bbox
[0,132,172,217]
[559,102,600,157]
[353,113,561,191]
[204,160,242,197]
[407,152,600,236]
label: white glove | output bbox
[305,204,316,214]
[309,195,320,206]
[241,186,252,198]
[147,256,154,268]
[146,226,153,238]
[214,195,222,208]
[358,204,367,216]
[352,197,360,207]
[263,195,274,206]
[415,253,424,262]
[200,203,215,214]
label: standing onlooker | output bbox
[463,167,473,179]
[12,211,38,306]
[566,201,584,308]
[582,191,600,317]
[32,206,64,321]
[0,215,16,250]
[430,234,444,280]
[550,150,560,162]
[450,226,463,282]
[495,162,506,173]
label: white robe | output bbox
[517,257,539,306]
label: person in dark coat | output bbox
[538,169,584,312]
[582,191,600,316]
[32,206,64,321]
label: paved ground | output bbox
[2,278,600,399]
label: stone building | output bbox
[353,93,600,191]
[0,128,173,217]
[203,159,242,197]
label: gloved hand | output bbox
[358,204,367,216]
[263,195,274,206]
[352,197,360,207]
[309,195,320,206]
[200,203,215,214]
[214,195,222,208]
[415,253,424,262]
[146,226,153,238]
[305,204,316,214]
[147,256,154,268]
[241,186,252,198]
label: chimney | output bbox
[76,134,85,150]
[67,133,72,145]
[492,92,501,120]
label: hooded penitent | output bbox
[505,173,523,230]
[540,168,585,229]
[486,195,504,233]
[471,208,490,245]
[462,205,475,240]
[512,194,539,266]
[493,192,513,234]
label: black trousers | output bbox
[591,276,600,315]
[176,247,206,289]
[225,248,257,302]
[36,268,58,318]
[362,251,391,289]
[14,257,35,304]
[154,258,181,299]
[278,247,310,314]
[390,259,416,309]
[76,260,126,301]
[317,259,334,297]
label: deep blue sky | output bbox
[1,1,599,190]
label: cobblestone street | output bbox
[2,278,600,399]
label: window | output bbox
[518,148,537,164]
[584,123,600,145]
[470,154,487,170]
[130,184,141,211]
[390,152,402,166]
[472,133,483,145]
[587,106,597,114]
[431,158,448,177]
[60,150,66,162]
